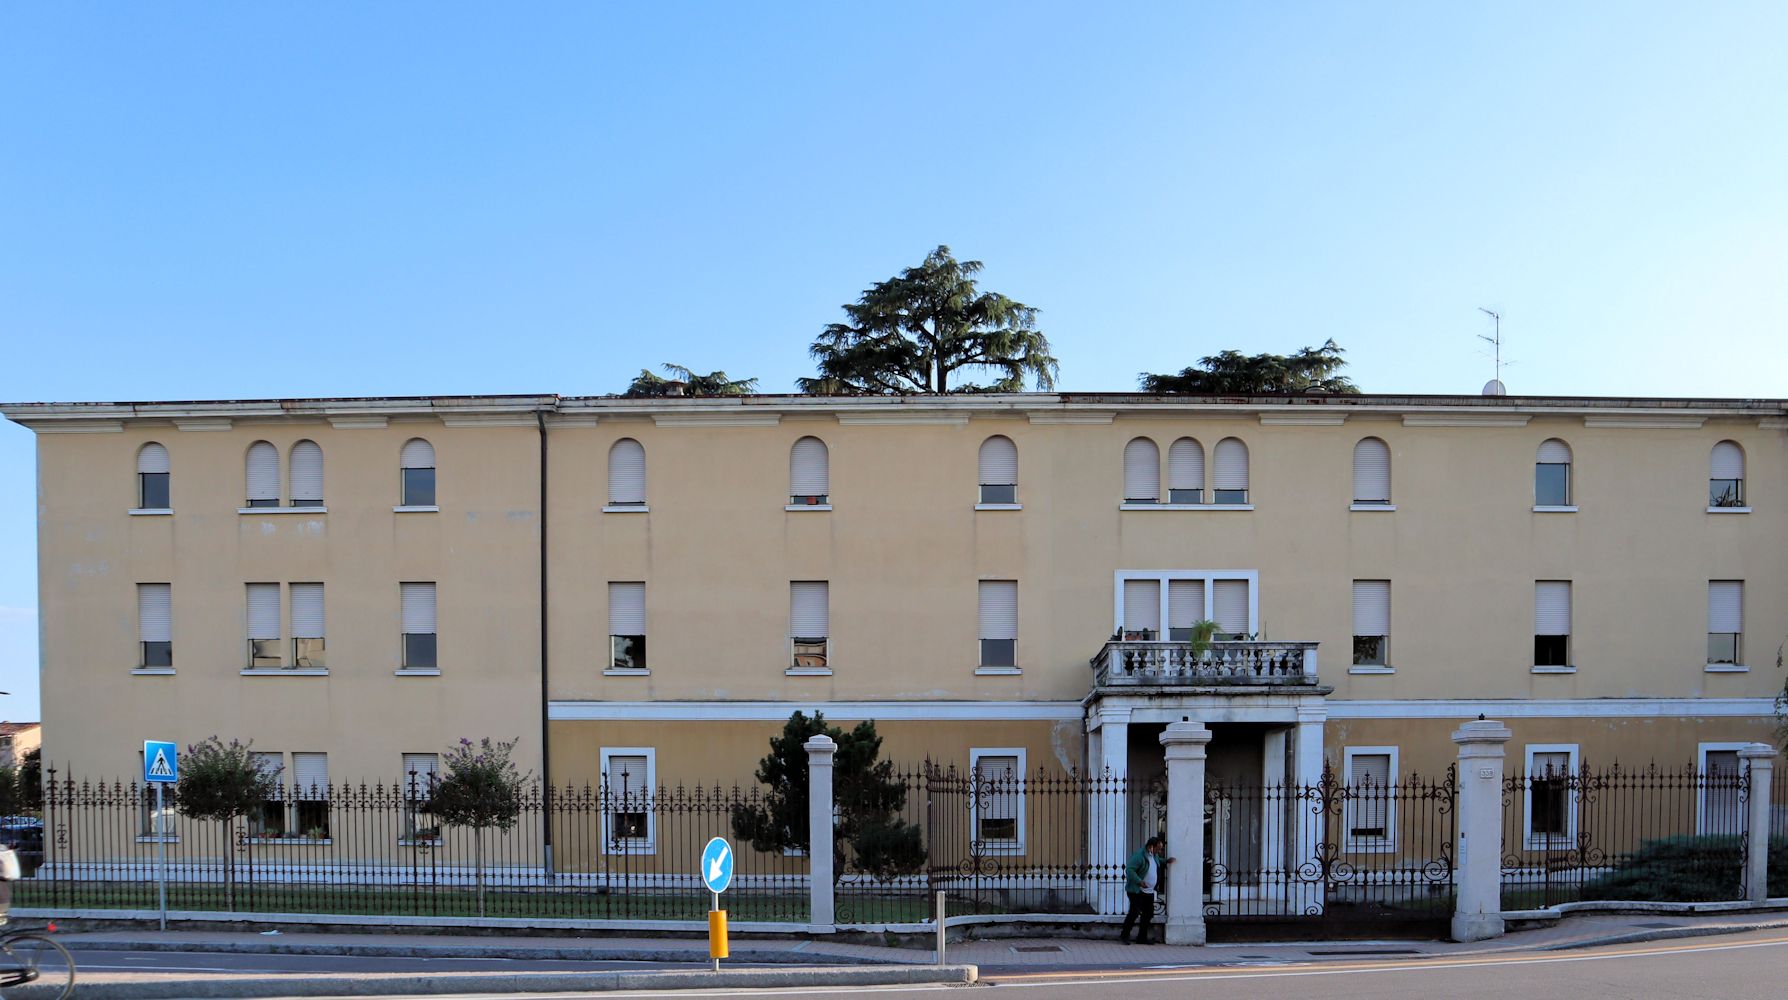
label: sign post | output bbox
[143,740,179,932]
[700,836,734,973]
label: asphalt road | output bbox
[72,948,696,976]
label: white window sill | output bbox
[1348,665,1396,675]
[398,838,442,847]
[1344,839,1398,854]
[603,504,649,513]
[786,666,833,676]
[1349,503,1396,512]
[1532,505,1578,513]
[975,666,1023,676]
[395,667,442,677]
[131,667,177,676]
[1531,665,1577,674]
[248,838,333,846]
[603,668,650,677]
[976,841,1027,855]
[136,835,180,844]
[1707,506,1751,514]
[393,505,440,513]
[1119,502,1254,511]
[129,508,174,516]
[1705,663,1750,673]
[600,844,658,857]
[785,504,833,512]
[1526,836,1575,852]
[239,506,328,515]
[240,667,329,677]
[974,503,1023,511]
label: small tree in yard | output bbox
[426,737,527,917]
[18,748,41,812]
[732,712,924,884]
[176,737,281,912]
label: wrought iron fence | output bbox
[1500,761,1749,909]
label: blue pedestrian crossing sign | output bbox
[701,836,734,894]
[144,740,179,783]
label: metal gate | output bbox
[1203,761,1457,937]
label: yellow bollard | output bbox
[709,909,729,961]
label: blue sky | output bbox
[2,3,1785,720]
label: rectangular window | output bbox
[292,752,330,838]
[1344,748,1397,849]
[402,467,436,508]
[1212,579,1250,640]
[1710,478,1743,508]
[401,582,438,669]
[601,748,656,853]
[1534,581,1571,668]
[251,751,287,837]
[970,749,1026,851]
[247,583,282,667]
[790,581,829,670]
[1167,579,1205,642]
[1525,746,1578,848]
[980,483,1017,505]
[1115,572,1257,643]
[1708,581,1743,665]
[978,581,1018,667]
[401,753,440,841]
[291,583,325,668]
[609,582,647,670]
[1352,580,1390,666]
[1700,747,1745,835]
[1535,464,1570,507]
[140,471,170,510]
[138,583,172,668]
[1121,579,1160,640]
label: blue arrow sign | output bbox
[701,836,734,894]
[144,740,179,784]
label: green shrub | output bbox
[1580,835,1788,902]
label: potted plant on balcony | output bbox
[1185,619,1219,656]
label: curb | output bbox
[1536,919,1788,953]
[5,964,978,999]
[57,937,905,967]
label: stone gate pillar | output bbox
[1739,743,1776,903]
[1160,721,1214,945]
[1451,718,1512,942]
[805,734,837,931]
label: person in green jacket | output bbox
[1119,835,1174,944]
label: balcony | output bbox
[1091,639,1320,688]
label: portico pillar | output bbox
[1739,744,1776,903]
[1159,721,1214,945]
[1088,710,1131,915]
[1291,703,1327,916]
[1260,728,1289,877]
[1451,718,1513,942]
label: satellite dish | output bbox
[1482,379,1507,396]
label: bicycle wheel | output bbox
[0,933,74,1000]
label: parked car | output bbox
[0,817,43,854]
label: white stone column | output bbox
[805,734,837,931]
[1159,721,1214,945]
[1739,743,1776,904]
[1089,711,1131,915]
[1260,728,1289,879]
[1451,718,1513,942]
[1292,703,1327,916]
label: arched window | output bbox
[1710,441,1745,508]
[608,439,647,507]
[245,442,280,508]
[289,440,324,507]
[137,443,170,510]
[978,436,1018,504]
[1352,438,1391,504]
[1122,438,1159,503]
[790,437,830,506]
[1168,438,1204,504]
[1536,439,1572,507]
[1213,438,1250,504]
[400,438,436,507]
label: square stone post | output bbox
[1738,743,1775,903]
[1451,719,1513,942]
[1291,704,1327,916]
[805,734,837,930]
[1089,711,1130,915]
[1159,721,1214,945]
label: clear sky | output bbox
[2,3,1785,720]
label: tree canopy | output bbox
[623,364,759,398]
[1140,339,1360,394]
[798,246,1057,394]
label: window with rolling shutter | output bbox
[1167,438,1204,504]
[290,752,330,835]
[978,436,1018,504]
[250,752,287,836]
[247,583,282,667]
[1345,751,1395,843]
[137,443,171,510]
[1352,438,1391,503]
[401,752,440,839]
[978,581,1017,667]
[790,437,830,505]
[1702,749,1743,834]
[245,442,280,507]
[401,582,437,670]
[289,441,323,506]
[138,583,172,667]
[609,582,647,670]
[1352,580,1390,666]
[1167,579,1205,641]
[972,751,1024,845]
[1535,439,1572,507]
[790,581,829,669]
[1122,438,1159,503]
[1710,441,1745,507]
[1534,581,1571,667]
[608,439,647,506]
[601,748,655,851]
[400,439,436,507]
[1122,579,1160,637]
[1213,579,1250,638]
[401,753,439,791]
[1708,581,1743,664]
[1527,747,1576,843]
[291,583,326,668]
[1213,438,1249,503]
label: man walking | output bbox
[1120,835,1172,944]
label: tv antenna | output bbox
[1477,307,1509,394]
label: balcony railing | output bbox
[1091,639,1319,687]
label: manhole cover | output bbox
[1631,922,1682,929]
[1012,945,1065,953]
[1307,949,1421,956]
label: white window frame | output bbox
[1112,570,1258,639]
[599,747,657,855]
[1342,746,1399,853]
[1696,742,1750,835]
[969,747,1027,854]
[1523,743,1580,851]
